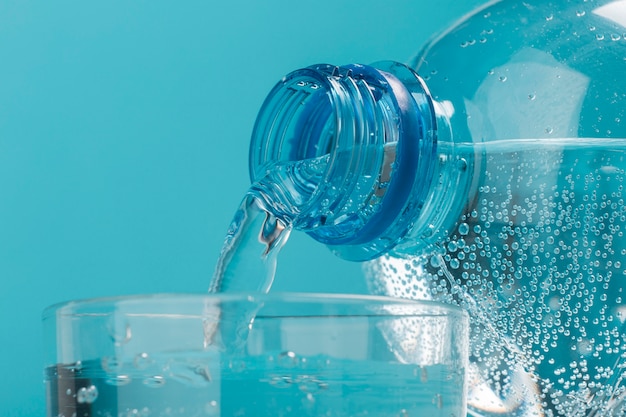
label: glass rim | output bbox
[43,292,467,320]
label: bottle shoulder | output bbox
[413,0,626,141]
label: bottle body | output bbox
[367,1,626,416]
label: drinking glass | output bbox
[43,293,468,417]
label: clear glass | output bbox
[43,293,468,417]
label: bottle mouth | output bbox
[249,62,437,261]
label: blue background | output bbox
[0,1,484,414]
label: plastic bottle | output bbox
[248,0,626,416]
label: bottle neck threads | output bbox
[249,62,440,261]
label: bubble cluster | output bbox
[76,385,98,404]
[366,139,626,416]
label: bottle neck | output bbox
[249,61,444,261]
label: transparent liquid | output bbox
[367,138,626,417]
[209,154,332,294]
[45,353,465,417]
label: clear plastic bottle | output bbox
[248,1,626,416]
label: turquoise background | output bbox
[0,1,484,414]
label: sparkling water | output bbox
[45,352,465,417]
[366,138,626,416]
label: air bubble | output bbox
[143,375,166,388]
[105,375,131,386]
[133,352,153,369]
[76,385,98,404]
[205,400,219,415]
[459,223,470,236]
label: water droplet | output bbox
[460,41,469,48]
[545,127,554,134]
[433,393,444,409]
[499,75,508,82]
[65,388,72,396]
[611,33,622,41]
[546,14,554,21]
[193,365,213,382]
[420,366,428,383]
[528,93,536,100]
[143,375,166,388]
[76,385,98,404]
[596,33,605,41]
[107,316,132,345]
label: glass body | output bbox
[43,293,468,417]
